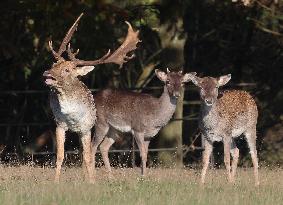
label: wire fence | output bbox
[0,83,256,165]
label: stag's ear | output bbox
[218,74,231,86]
[155,69,167,82]
[182,72,197,82]
[76,66,95,76]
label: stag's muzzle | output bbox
[43,71,56,85]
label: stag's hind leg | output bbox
[230,139,239,183]
[54,126,66,183]
[245,127,259,186]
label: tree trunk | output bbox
[157,19,186,168]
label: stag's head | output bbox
[43,13,140,89]
[190,74,231,106]
[155,68,197,98]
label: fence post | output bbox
[175,88,184,168]
[131,136,136,168]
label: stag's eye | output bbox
[65,69,70,73]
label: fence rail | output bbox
[0,82,256,95]
[0,83,256,165]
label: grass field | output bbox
[0,166,282,205]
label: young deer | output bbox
[190,74,259,185]
[92,69,196,175]
[43,13,140,183]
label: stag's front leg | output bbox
[81,131,94,183]
[134,133,147,176]
[55,126,66,183]
[201,137,213,184]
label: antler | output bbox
[72,21,141,68]
[49,13,84,60]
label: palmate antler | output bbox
[49,13,84,61]
[48,13,140,68]
[67,21,140,68]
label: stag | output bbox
[92,69,196,176]
[190,74,259,185]
[43,13,140,183]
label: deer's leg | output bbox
[100,137,115,173]
[133,133,147,176]
[81,131,94,183]
[230,139,239,183]
[143,140,150,172]
[144,140,150,157]
[223,137,232,183]
[54,126,66,183]
[100,127,118,174]
[201,137,213,184]
[245,128,259,186]
[92,123,109,168]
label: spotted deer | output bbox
[43,13,140,183]
[92,69,196,176]
[190,74,259,185]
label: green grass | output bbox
[0,166,282,205]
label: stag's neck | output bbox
[55,81,90,100]
[155,86,177,125]
[50,80,94,113]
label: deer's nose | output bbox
[205,99,213,106]
[173,92,180,98]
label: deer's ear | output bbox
[76,66,95,76]
[182,72,197,82]
[190,75,202,87]
[155,69,167,82]
[218,74,231,86]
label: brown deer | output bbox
[190,74,259,185]
[43,13,140,183]
[92,69,196,176]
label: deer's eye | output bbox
[65,69,70,72]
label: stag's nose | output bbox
[43,71,51,77]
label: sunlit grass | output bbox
[0,166,281,205]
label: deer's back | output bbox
[201,90,258,141]
[94,89,161,134]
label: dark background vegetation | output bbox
[0,0,282,167]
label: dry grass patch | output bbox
[0,166,281,205]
